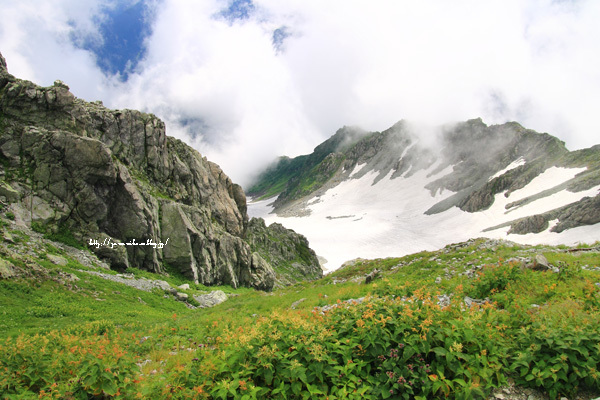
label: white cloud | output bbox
[0,0,112,98]
[1,0,600,186]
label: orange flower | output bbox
[194,386,204,393]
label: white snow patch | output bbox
[246,197,277,219]
[247,166,600,273]
[488,157,526,181]
[349,163,366,178]
[507,166,587,202]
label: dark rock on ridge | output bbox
[487,193,600,236]
[0,51,318,290]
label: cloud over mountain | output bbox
[2,0,600,186]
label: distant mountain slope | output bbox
[247,125,368,208]
[0,51,321,289]
[248,119,600,271]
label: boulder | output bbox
[154,280,172,291]
[175,292,189,302]
[193,290,228,308]
[532,254,550,271]
[365,268,380,284]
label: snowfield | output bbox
[248,163,600,273]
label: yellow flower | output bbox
[377,314,391,326]
[450,342,463,353]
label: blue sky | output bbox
[73,0,276,79]
[1,0,599,186]
[79,1,152,79]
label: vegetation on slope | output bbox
[1,216,599,399]
[246,126,367,203]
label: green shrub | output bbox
[509,302,600,398]
[466,261,522,300]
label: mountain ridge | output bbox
[248,118,600,270]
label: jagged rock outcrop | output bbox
[0,51,281,290]
[246,217,322,287]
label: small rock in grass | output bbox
[0,259,16,278]
[290,298,306,309]
[175,292,188,301]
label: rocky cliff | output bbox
[246,218,322,288]
[0,51,320,290]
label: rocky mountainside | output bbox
[0,51,321,290]
[246,218,322,288]
[248,118,600,270]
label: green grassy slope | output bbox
[246,126,367,202]
[1,225,599,399]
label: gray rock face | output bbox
[0,52,278,290]
[508,215,549,235]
